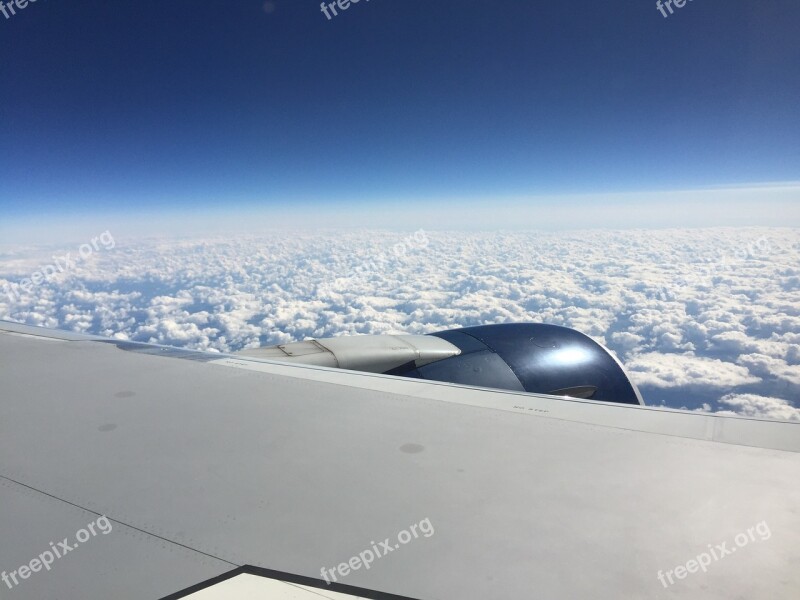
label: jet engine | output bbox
[236,323,643,405]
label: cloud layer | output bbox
[1,227,798,421]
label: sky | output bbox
[1,0,799,234]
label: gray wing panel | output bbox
[1,321,799,599]
[0,477,233,599]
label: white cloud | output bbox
[625,353,761,389]
[737,353,800,386]
[706,393,800,422]
[1,226,798,418]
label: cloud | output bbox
[625,353,761,389]
[1,226,798,419]
[697,394,800,422]
[736,353,800,386]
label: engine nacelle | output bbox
[236,323,643,405]
[390,324,643,405]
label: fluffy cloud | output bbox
[1,227,798,419]
[698,394,800,422]
[625,353,761,389]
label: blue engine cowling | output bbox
[387,323,643,405]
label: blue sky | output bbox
[1,0,798,231]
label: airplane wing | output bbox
[0,320,798,599]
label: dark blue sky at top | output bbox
[1,0,798,217]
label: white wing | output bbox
[1,320,798,599]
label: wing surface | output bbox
[1,320,798,599]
